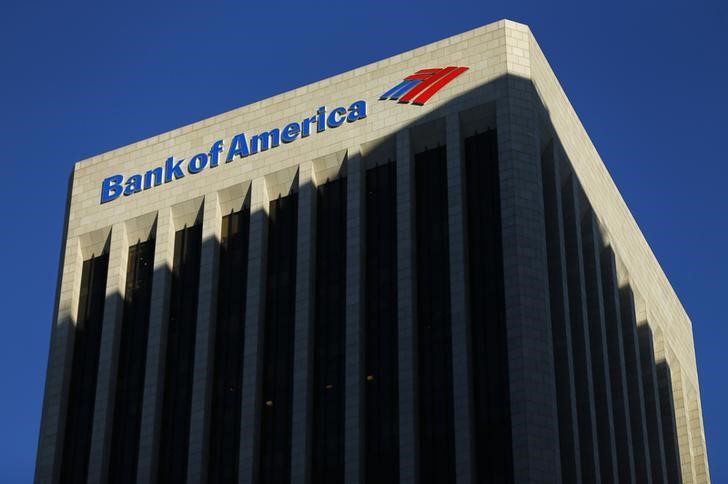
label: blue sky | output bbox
[0,0,726,481]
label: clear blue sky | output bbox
[0,1,725,481]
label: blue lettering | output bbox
[188,153,208,174]
[99,100,370,204]
[124,175,142,196]
[327,107,347,128]
[101,175,124,203]
[302,116,315,137]
[226,133,249,161]
[282,122,300,143]
[316,106,326,133]
[144,167,163,189]
[209,140,224,168]
[164,156,185,183]
[347,100,367,122]
[249,129,280,154]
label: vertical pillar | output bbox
[600,243,637,483]
[542,148,584,483]
[35,237,83,483]
[187,192,222,481]
[688,395,710,482]
[562,175,602,482]
[445,113,474,484]
[238,177,270,484]
[290,162,316,484]
[137,208,175,484]
[672,362,697,484]
[581,211,619,481]
[396,129,417,484]
[617,267,654,483]
[495,75,561,482]
[344,149,364,484]
[635,304,669,483]
[87,224,129,482]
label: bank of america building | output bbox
[36,20,710,484]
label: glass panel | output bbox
[109,239,155,483]
[158,223,202,483]
[465,131,513,483]
[415,145,455,484]
[208,208,250,483]
[60,252,109,483]
[364,162,399,484]
[312,177,347,484]
[259,193,298,484]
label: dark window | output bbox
[465,130,514,483]
[259,194,298,484]
[60,252,109,483]
[415,145,455,484]
[600,245,638,483]
[312,178,347,484]
[581,212,617,483]
[561,175,601,481]
[656,362,682,484]
[158,223,202,483]
[638,324,668,482]
[109,239,155,484]
[541,145,581,484]
[619,286,651,482]
[208,208,250,483]
[364,161,399,484]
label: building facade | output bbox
[36,19,710,483]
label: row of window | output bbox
[541,145,682,483]
[61,131,513,484]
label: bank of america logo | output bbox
[380,66,469,106]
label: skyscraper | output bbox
[36,19,710,483]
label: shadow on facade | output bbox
[38,73,694,484]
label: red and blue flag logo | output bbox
[380,66,469,106]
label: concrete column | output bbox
[562,176,602,482]
[671,362,697,484]
[600,242,637,484]
[444,113,474,484]
[87,224,129,483]
[344,149,364,484]
[688,394,710,482]
[35,237,83,483]
[187,192,222,482]
[290,162,316,484]
[396,129,417,484]
[137,208,175,484]
[238,177,270,484]
[616,265,655,484]
[542,147,584,483]
[635,304,669,483]
[581,211,619,482]
[495,76,561,482]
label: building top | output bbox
[64,17,701,396]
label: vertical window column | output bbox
[259,193,298,484]
[158,223,202,483]
[208,208,250,483]
[109,238,155,484]
[581,211,618,482]
[618,285,653,482]
[60,252,109,483]
[414,145,455,484]
[561,175,601,481]
[312,178,347,483]
[541,145,582,484]
[364,161,399,484]
[464,130,513,483]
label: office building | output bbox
[36,19,710,483]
